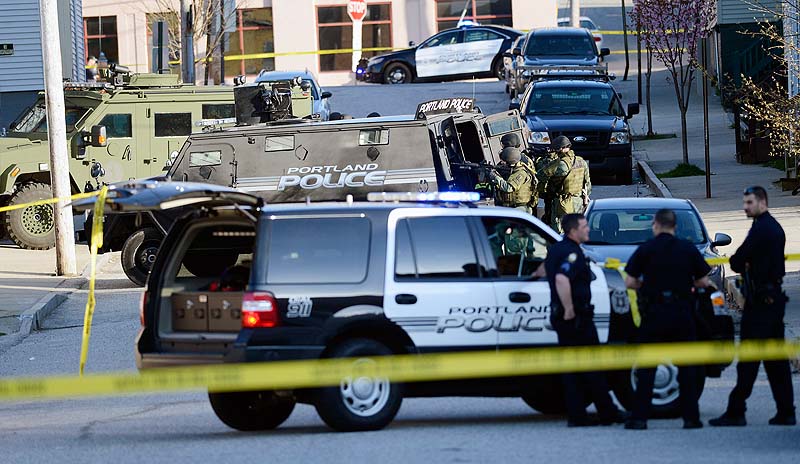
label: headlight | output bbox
[368,56,385,66]
[609,131,630,144]
[528,131,550,144]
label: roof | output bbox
[255,70,316,82]
[589,198,695,210]
[556,16,596,24]
[532,79,614,89]
[440,24,522,36]
[531,27,592,37]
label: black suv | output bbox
[80,182,733,432]
[513,78,640,184]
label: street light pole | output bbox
[622,0,630,81]
[702,38,711,198]
[570,0,581,28]
[38,0,76,276]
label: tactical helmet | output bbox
[499,147,522,164]
[553,135,572,149]
[500,133,522,148]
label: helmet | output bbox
[500,133,522,148]
[499,147,522,164]
[553,135,572,149]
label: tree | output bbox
[631,0,716,164]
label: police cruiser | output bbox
[79,186,734,432]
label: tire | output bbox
[208,390,295,431]
[0,211,7,240]
[5,182,55,250]
[521,375,590,415]
[492,58,505,80]
[121,227,163,287]
[183,252,239,277]
[383,62,412,85]
[611,364,706,418]
[314,338,403,432]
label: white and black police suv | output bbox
[78,185,734,432]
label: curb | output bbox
[636,159,673,198]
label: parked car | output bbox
[255,70,332,121]
[359,24,523,84]
[557,16,604,50]
[503,35,525,96]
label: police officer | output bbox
[710,186,796,427]
[546,213,626,427]
[489,147,536,215]
[539,136,591,233]
[623,209,711,430]
[535,146,559,226]
[500,133,539,216]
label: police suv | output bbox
[79,185,734,432]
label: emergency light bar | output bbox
[195,117,237,127]
[367,192,481,203]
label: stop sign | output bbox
[347,0,367,22]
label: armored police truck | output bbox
[0,68,314,250]
[92,95,530,286]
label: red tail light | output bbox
[242,292,279,328]
[594,36,601,42]
[139,291,149,327]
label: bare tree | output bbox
[631,0,716,164]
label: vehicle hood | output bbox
[0,135,46,152]
[522,56,600,66]
[583,242,714,265]
[73,179,261,213]
[367,48,415,67]
[525,114,626,132]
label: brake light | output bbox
[139,291,149,327]
[594,36,601,42]
[242,292,279,328]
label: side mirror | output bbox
[627,103,640,118]
[321,91,332,99]
[512,47,522,56]
[712,233,732,248]
[90,125,107,147]
[600,48,611,57]
[409,41,416,47]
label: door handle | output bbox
[509,292,531,303]
[395,294,417,305]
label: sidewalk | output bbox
[0,241,90,337]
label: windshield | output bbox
[526,34,596,56]
[11,100,93,133]
[526,86,625,117]
[585,208,707,246]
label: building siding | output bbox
[0,0,44,92]
[718,0,779,25]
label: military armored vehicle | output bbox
[0,68,315,250]
[89,96,530,286]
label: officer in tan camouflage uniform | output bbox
[500,133,539,215]
[489,147,537,215]
[538,136,591,233]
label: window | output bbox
[317,4,392,72]
[586,209,707,246]
[420,30,461,48]
[525,33,596,57]
[266,217,371,284]
[394,220,416,278]
[465,29,503,42]
[99,114,132,138]
[189,151,222,167]
[264,135,295,152]
[226,8,275,79]
[527,87,625,117]
[155,113,192,137]
[146,12,180,73]
[202,104,236,120]
[359,129,389,146]
[84,16,119,63]
[435,0,513,31]
[402,217,481,279]
[481,217,552,278]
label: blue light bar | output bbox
[367,192,481,203]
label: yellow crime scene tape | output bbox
[1,192,799,403]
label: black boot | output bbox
[624,419,647,430]
[768,412,797,426]
[708,413,746,427]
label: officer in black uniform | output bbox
[710,186,796,427]
[623,209,711,430]
[546,213,626,427]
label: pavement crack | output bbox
[78,401,196,440]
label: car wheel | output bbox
[611,364,706,418]
[121,227,162,287]
[492,58,505,80]
[208,390,295,431]
[314,338,403,431]
[5,182,55,250]
[383,62,412,84]
[521,374,590,414]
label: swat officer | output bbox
[546,213,626,427]
[623,209,711,430]
[489,147,536,215]
[535,145,559,226]
[710,186,796,427]
[500,133,539,216]
[539,136,591,232]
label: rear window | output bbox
[586,208,706,245]
[266,217,371,284]
[526,34,595,57]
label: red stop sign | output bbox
[347,0,367,22]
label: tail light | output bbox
[242,292,279,328]
[594,36,601,42]
[139,291,149,327]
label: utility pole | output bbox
[702,38,711,198]
[38,0,76,276]
[180,0,195,84]
[621,0,630,80]
[570,0,581,28]
[219,0,226,84]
